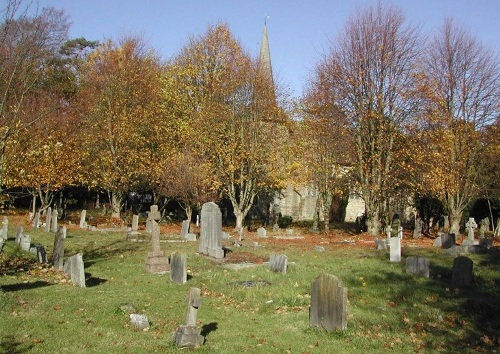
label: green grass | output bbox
[1,218,499,353]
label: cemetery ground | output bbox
[1,212,499,353]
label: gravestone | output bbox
[20,234,31,252]
[451,256,473,288]
[1,216,8,241]
[170,252,187,284]
[63,253,86,287]
[130,314,150,331]
[61,225,67,239]
[391,215,401,238]
[52,226,65,270]
[131,215,139,231]
[385,225,391,240]
[45,207,52,232]
[198,202,224,259]
[144,220,169,274]
[33,212,40,228]
[479,218,489,239]
[145,219,152,233]
[257,227,267,238]
[374,238,387,250]
[148,205,161,221]
[389,237,401,262]
[36,245,47,263]
[398,226,403,239]
[79,210,86,229]
[269,254,288,274]
[413,217,423,239]
[465,218,477,243]
[406,256,430,278]
[15,226,23,244]
[51,208,58,232]
[441,233,456,249]
[173,287,204,348]
[180,220,190,239]
[433,236,442,247]
[310,273,348,331]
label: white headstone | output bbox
[465,218,477,242]
[79,210,87,229]
[389,237,401,262]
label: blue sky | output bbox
[36,0,499,98]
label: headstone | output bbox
[132,215,139,231]
[130,314,150,331]
[144,220,169,274]
[51,208,58,232]
[198,202,224,259]
[451,256,473,288]
[406,256,430,278]
[310,273,348,331]
[433,236,442,247]
[15,226,23,244]
[145,219,152,233]
[173,287,204,348]
[63,253,86,287]
[413,217,423,239]
[465,218,477,242]
[20,234,31,252]
[374,239,387,250]
[180,220,190,239]
[479,218,490,239]
[170,252,187,284]
[443,215,450,232]
[257,227,267,238]
[385,225,391,240]
[36,245,47,263]
[398,226,403,239]
[1,216,8,241]
[391,215,401,238]
[61,225,67,239]
[269,254,288,274]
[79,210,87,229]
[52,226,65,270]
[33,211,40,228]
[441,233,456,249]
[45,207,52,232]
[185,233,197,242]
[389,237,401,262]
[147,205,161,221]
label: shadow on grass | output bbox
[0,335,33,353]
[84,272,108,287]
[81,240,143,269]
[201,322,218,343]
[1,280,53,292]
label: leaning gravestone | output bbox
[1,216,8,241]
[441,233,456,249]
[173,287,204,348]
[63,253,86,287]
[269,254,288,274]
[198,202,224,259]
[45,207,52,232]
[36,245,47,263]
[406,256,430,278]
[144,220,169,274]
[79,210,86,229]
[52,226,65,270]
[310,273,348,331]
[170,252,187,284]
[451,256,473,288]
[390,237,401,262]
[51,208,58,232]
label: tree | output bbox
[319,4,421,236]
[420,19,499,234]
[77,37,163,219]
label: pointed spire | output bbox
[258,16,273,87]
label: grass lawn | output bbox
[1,212,499,353]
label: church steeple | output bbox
[258,17,274,87]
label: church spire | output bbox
[258,16,273,87]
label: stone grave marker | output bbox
[63,253,86,287]
[144,220,169,273]
[310,273,348,331]
[148,205,161,221]
[20,234,31,252]
[79,210,87,229]
[52,226,65,270]
[198,202,224,259]
[385,225,391,240]
[145,219,152,233]
[170,252,187,284]
[15,226,23,244]
[257,227,267,238]
[374,238,387,250]
[465,218,478,243]
[441,233,456,249]
[45,207,52,232]
[173,287,204,348]
[451,256,473,288]
[36,245,47,263]
[180,220,190,239]
[479,218,489,239]
[62,225,67,239]
[413,217,423,239]
[51,208,58,232]
[132,214,139,231]
[406,256,430,278]
[33,212,40,228]
[269,254,288,274]
[389,237,401,262]
[1,216,8,241]
[130,314,150,331]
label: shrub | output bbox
[278,215,293,228]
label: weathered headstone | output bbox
[389,237,401,262]
[1,216,8,241]
[406,256,430,278]
[269,254,288,274]
[385,225,391,240]
[36,245,47,263]
[145,219,152,233]
[465,218,477,242]
[198,202,224,259]
[479,218,490,239]
[144,220,169,274]
[180,220,190,239]
[441,233,456,249]
[130,314,150,331]
[257,227,267,238]
[131,214,139,231]
[79,210,87,229]
[148,205,161,221]
[61,225,67,239]
[52,226,65,270]
[451,256,473,288]
[391,215,401,238]
[170,252,187,284]
[374,238,387,250]
[15,226,23,244]
[310,273,348,331]
[45,207,52,232]
[33,212,40,228]
[173,287,204,348]
[51,208,58,232]
[433,236,442,247]
[19,233,31,252]
[413,217,423,239]
[63,253,86,287]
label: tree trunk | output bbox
[366,206,382,237]
[111,192,123,219]
[449,210,462,235]
[186,205,192,222]
[235,209,245,230]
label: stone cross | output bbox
[148,205,161,221]
[465,218,477,242]
[173,287,204,348]
[144,220,169,274]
